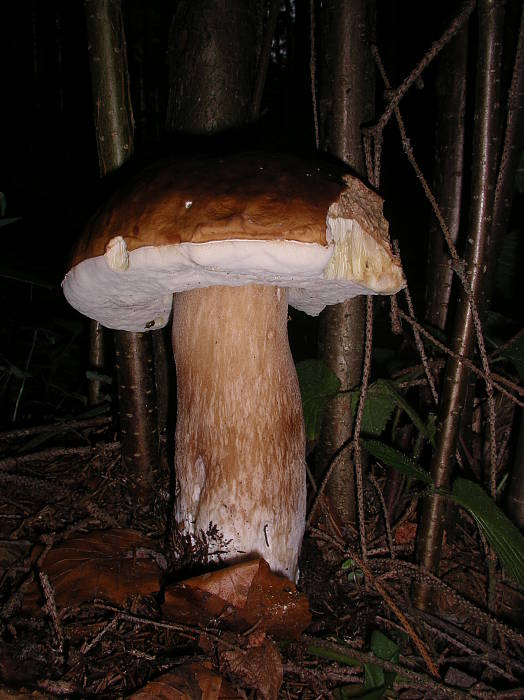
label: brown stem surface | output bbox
[172,285,306,579]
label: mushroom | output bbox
[63,152,405,580]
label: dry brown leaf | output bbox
[243,558,311,639]
[220,638,283,700]
[163,558,310,639]
[23,529,165,612]
[394,521,417,545]
[129,663,243,700]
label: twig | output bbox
[372,42,499,486]
[37,679,80,696]
[39,571,64,655]
[80,615,121,655]
[393,242,439,406]
[302,635,463,698]
[309,0,319,149]
[353,297,374,563]
[367,0,476,137]
[416,610,524,676]
[0,416,111,442]
[309,526,440,679]
[371,558,524,647]
[397,310,523,407]
[0,442,120,471]
[306,438,352,528]
[12,328,38,422]
[251,0,280,121]
[369,474,395,558]
[92,602,247,653]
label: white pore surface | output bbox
[63,217,405,331]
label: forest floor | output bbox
[0,246,523,699]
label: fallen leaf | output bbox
[394,521,417,545]
[129,663,243,700]
[23,529,165,612]
[220,638,283,700]
[0,539,31,576]
[163,558,310,639]
[243,559,311,639]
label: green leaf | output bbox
[381,380,435,446]
[364,662,385,691]
[305,643,360,667]
[370,630,399,664]
[363,440,433,485]
[369,630,399,690]
[296,359,341,441]
[350,379,434,444]
[500,333,524,381]
[334,685,390,699]
[450,478,524,587]
[350,381,397,436]
[341,558,365,584]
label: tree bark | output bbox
[114,331,158,502]
[415,0,505,609]
[496,5,524,528]
[507,411,524,529]
[85,0,158,505]
[425,27,468,333]
[166,0,258,134]
[85,0,134,174]
[316,0,375,525]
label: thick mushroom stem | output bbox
[172,284,306,579]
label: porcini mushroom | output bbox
[63,152,405,579]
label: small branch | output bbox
[0,416,111,443]
[0,442,120,471]
[368,0,476,137]
[371,558,524,648]
[251,0,280,121]
[394,242,439,406]
[302,635,465,697]
[309,0,319,149]
[38,571,64,655]
[369,474,395,558]
[397,310,523,407]
[309,526,439,679]
[353,297,373,563]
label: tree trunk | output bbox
[85,0,158,506]
[415,0,505,609]
[315,0,375,526]
[495,5,524,528]
[507,411,524,528]
[166,0,258,134]
[425,27,468,333]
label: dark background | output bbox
[0,0,521,425]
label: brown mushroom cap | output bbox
[63,152,405,331]
[71,152,346,263]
